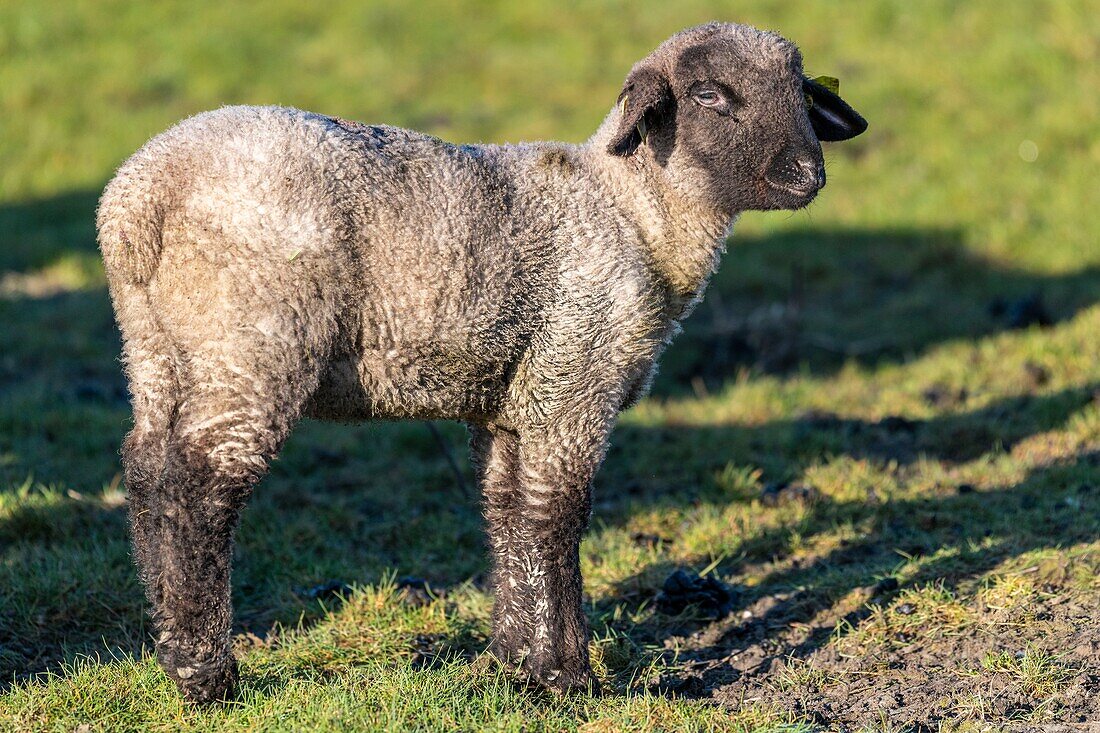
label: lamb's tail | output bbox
[96,148,177,286]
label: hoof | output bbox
[486,639,596,695]
[164,654,239,704]
[522,654,596,695]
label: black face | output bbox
[608,31,867,214]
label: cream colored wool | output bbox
[97,21,865,703]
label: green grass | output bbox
[2,0,1098,730]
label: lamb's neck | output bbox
[583,126,737,316]
[632,165,737,314]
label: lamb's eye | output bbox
[694,90,722,107]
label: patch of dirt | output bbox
[659,588,1100,729]
[654,569,739,618]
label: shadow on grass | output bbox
[597,440,1099,695]
[0,191,101,274]
[655,226,1100,390]
[2,189,1099,699]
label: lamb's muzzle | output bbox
[764,144,827,205]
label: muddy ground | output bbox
[647,585,1100,730]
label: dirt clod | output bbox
[396,576,443,607]
[1024,360,1052,388]
[655,569,738,618]
[760,481,820,507]
[990,292,1053,329]
[922,383,968,408]
[630,532,672,549]
[294,580,353,603]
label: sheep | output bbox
[96,21,866,703]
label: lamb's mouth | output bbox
[762,177,822,209]
[766,177,821,197]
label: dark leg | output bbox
[511,437,595,692]
[126,351,311,703]
[470,425,529,662]
[131,436,255,703]
[123,427,169,590]
[472,423,602,692]
[119,309,178,589]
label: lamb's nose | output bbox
[811,162,826,190]
[765,146,825,195]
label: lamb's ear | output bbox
[803,77,868,142]
[608,65,673,156]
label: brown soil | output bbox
[656,589,1100,730]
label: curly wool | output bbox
[97,21,864,702]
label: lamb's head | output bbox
[607,22,867,214]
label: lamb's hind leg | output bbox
[122,353,179,582]
[471,425,529,662]
[134,348,317,703]
[114,281,180,580]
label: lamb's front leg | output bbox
[473,421,605,693]
[514,442,596,693]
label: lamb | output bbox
[96,21,866,703]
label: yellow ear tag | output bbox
[636,116,647,143]
[805,75,840,109]
[814,75,840,94]
[619,94,629,115]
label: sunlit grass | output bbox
[2,0,1098,729]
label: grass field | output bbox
[2,1,1099,730]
